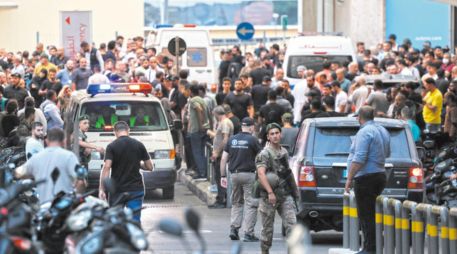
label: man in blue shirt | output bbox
[345,106,390,254]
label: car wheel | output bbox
[162,186,175,199]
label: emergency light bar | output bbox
[86,83,152,97]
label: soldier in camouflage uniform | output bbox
[255,123,297,254]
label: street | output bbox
[142,183,342,254]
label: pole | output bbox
[175,36,180,76]
[36,31,40,44]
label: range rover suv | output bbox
[289,117,423,231]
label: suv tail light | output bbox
[299,165,316,187]
[407,167,423,189]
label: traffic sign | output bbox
[236,22,255,41]
[168,37,187,57]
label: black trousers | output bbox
[354,172,386,252]
[213,156,226,204]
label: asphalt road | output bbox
[141,183,343,254]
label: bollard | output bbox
[413,203,430,254]
[390,199,402,254]
[431,205,449,254]
[349,191,360,251]
[426,205,438,254]
[375,196,385,254]
[343,192,350,248]
[383,198,395,254]
[401,201,416,254]
[449,208,457,253]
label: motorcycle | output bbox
[70,179,149,254]
[420,130,450,174]
[0,178,45,254]
[425,158,457,207]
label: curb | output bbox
[177,168,217,205]
[328,248,357,254]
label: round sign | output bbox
[168,37,187,57]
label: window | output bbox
[287,55,353,78]
[80,101,168,132]
[145,0,298,27]
[312,127,410,159]
[187,48,207,67]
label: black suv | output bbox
[289,117,423,232]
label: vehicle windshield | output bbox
[287,55,353,78]
[312,127,410,159]
[80,101,168,132]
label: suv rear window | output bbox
[287,55,353,77]
[80,101,168,132]
[312,127,410,159]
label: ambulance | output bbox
[145,24,217,87]
[65,83,180,199]
[283,35,357,88]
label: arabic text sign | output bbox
[60,11,92,60]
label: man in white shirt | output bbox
[332,81,348,113]
[292,65,308,124]
[349,76,369,113]
[25,122,45,160]
[145,56,163,83]
[88,66,109,84]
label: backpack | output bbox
[227,62,242,83]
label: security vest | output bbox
[129,115,150,127]
[95,115,118,129]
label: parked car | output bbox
[289,117,423,232]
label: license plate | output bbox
[342,168,348,179]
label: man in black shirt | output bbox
[259,90,285,126]
[216,78,232,105]
[99,121,153,222]
[218,50,232,90]
[4,73,28,109]
[224,79,254,120]
[251,76,272,112]
[220,117,261,242]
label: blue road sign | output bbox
[236,22,255,41]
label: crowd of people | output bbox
[0,32,456,253]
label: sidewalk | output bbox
[177,168,217,205]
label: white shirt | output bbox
[25,137,44,160]
[88,73,110,84]
[350,85,369,112]
[292,79,309,124]
[335,90,348,113]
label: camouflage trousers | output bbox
[230,172,259,235]
[259,195,296,252]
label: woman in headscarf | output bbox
[30,68,48,107]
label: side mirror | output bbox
[184,207,201,235]
[158,218,183,237]
[416,147,426,160]
[172,119,183,131]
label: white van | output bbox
[65,83,180,199]
[283,35,357,87]
[145,25,216,86]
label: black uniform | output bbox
[224,132,261,173]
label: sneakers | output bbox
[229,228,239,240]
[243,234,259,242]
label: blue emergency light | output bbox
[154,24,174,29]
[86,83,152,97]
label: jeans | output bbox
[183,131,195,171]
[213,156,226,203]
[190,131,208,177]
[354,172,386,252]
[109,190,144,223]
